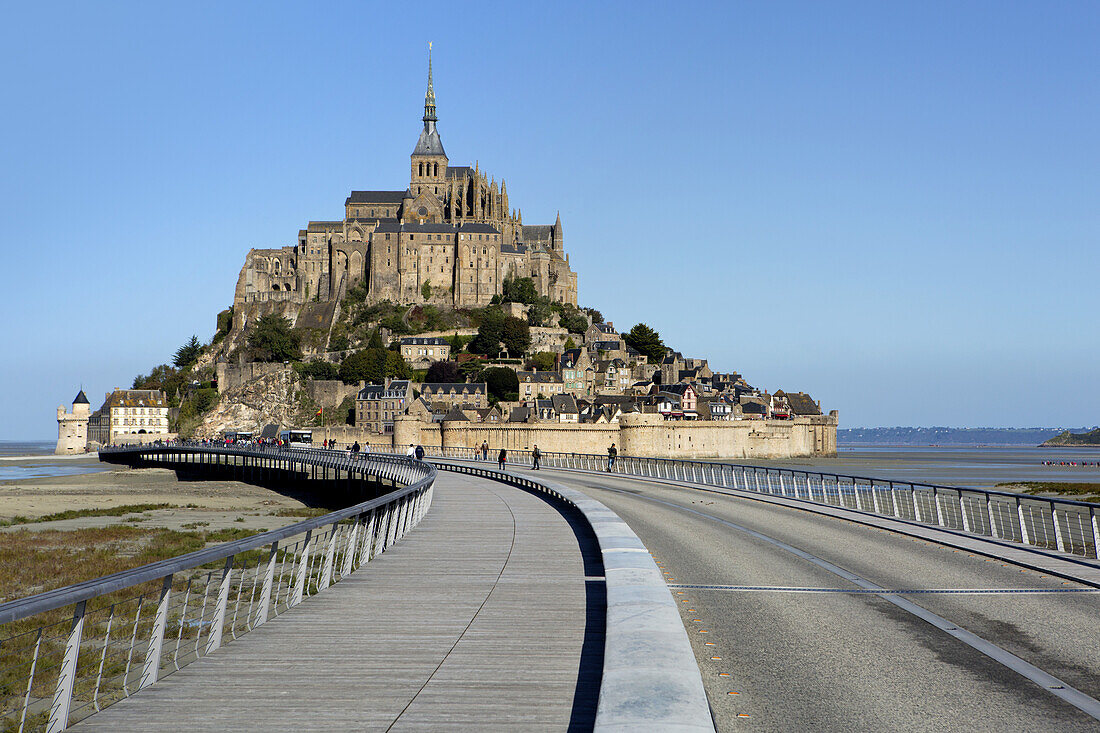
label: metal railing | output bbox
[0,446,435,732]
[392,445,1100,561]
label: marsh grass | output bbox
[0,504,177,527]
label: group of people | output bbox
[469,441,619,472]
[1042,460,1100,467]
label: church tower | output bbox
[410,44,448,200]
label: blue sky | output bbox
[2,1,1098,439]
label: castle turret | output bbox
[56,390,90,455]
[410,43,448,198]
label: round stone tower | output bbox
[56,390,91,455]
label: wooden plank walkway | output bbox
[74,472,603,732]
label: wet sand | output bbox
[0,458,315,528]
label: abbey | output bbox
[234,52,578,312]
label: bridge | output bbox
[2,445,1099,731]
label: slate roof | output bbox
[345,191,408,205]
[551,394,579,414]
[357,380,412,400]
[775,390,822,415]
[589,341,622,352]
[446,166,474,179]
[413,124,446,157]
[106,390,168,408]
[401,337,450,346]
[500,242,528,254]
[509,405,532,423]
[458,223,500,234]
[441,406,469,422]
[516,371,562,384]
[307,221,344,232]
[420,382,487,394]
[522,225,553,241]
[73,390,89,405]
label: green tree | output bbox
[500,316,531,356]
[501,276,539,304]
[384,350,411,379]
[559,310,589,334]
[173,336,202,369]
[481,367,519,402]
[248,314,301,362]
[526,352,556,371]
[624,323,666,363]
[584,307,604,324]
[339,349,385,384]
[426,360,462,383]
[468,309,506,355]
[421,281,432,300]
[368,329,384,350]
[564,336,576,351]
[296,359,339,381]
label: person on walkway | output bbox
[532,444,541,470]
[498,447,507,470]
[414,444,425,461]
[482,441,489,461]
[607,443,617,472]
[405,443,416,458]
[351,441,360,457]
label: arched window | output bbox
[418,162,424,176]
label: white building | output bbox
[105,389,171,442]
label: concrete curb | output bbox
[431,460,716,732]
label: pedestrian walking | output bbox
[482,441,489,461]
[351,440,360,457]
[607,443,617,472]
[406,443,416,458]
[415,444,425,461]
[532,445,541,470]
[498,447,507,470]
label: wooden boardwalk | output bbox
[74,472,604,732]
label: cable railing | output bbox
[380,444,1100,561]
[0,446,435,733]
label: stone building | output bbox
[233,49,577,323]
[56,390,90,455]
[418,382,487,410]
[400,337,451,369]
[355,380,413,434]
[103,389,171,442]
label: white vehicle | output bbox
[278,429,313,448]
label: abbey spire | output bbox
[412,43,446,158]
[423,42,437,123]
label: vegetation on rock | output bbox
[248,314,302,362]
[624,323,666,363]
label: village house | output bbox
[400,337,451,368]
[661,383,698,418]
[561,348,594,395]
[594,358,633,394]
[356,379,413,433]
[102,389,170,442]
[516,370,565,399]
[418,382,487,410]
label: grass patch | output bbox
[0,503,176,527]
[996,481,1100,496]
[180,521,210,529]
[272,507,330,518]
[204,528,265,543]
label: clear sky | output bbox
[2,1,1098,440]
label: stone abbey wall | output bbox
[312,413,838,459]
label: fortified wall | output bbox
[313,412,838,459]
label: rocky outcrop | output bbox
[1042,429,1100,447]
[194,366,316,439]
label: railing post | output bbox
[140,575,173,689]
[360,510,377,564]
[255,542,278,626]
[206,556,235,654]
[934,488,946,527]
[319,525,339,590]
[342,519,361,577]
[47,600,86,733]
[291,531,313,606]
[890,483,900,518]
[1092,507,1100,560]
[959,493,971,532]
[1017,497,1032,546]
[1052,502,1066,553]
[987,495,999,539]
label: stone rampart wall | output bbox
[311,413,838,459]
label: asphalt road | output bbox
[531,467,1100,733]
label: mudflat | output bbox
[0,459,312,522]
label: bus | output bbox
[223,430,253,443]
[278,429,313,448]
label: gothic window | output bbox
[418,162,424,176]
